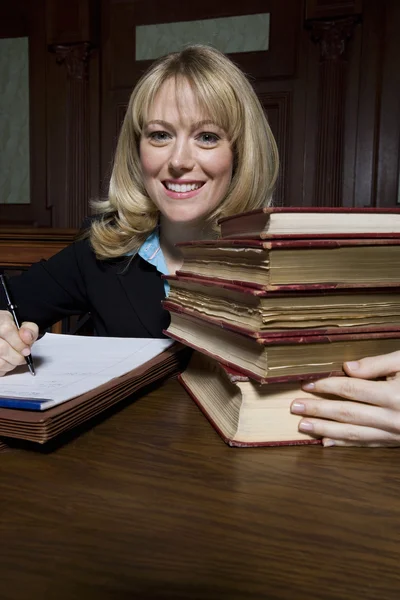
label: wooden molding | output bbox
[0,227,79,334]
[259,92,291,206]
[307,16,360,206]
[49,43,92,227]
[46,0,99,46]
[0,227,78,267]
[309,16,360,61]
[51,42,92,80]
[305,0,363,20]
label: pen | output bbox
[0,274,36,376]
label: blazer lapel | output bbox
[115,255,170,337]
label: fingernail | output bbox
[323,439,335,447]
[346,361,360,371]
[299,420,313,432]
[21,348,31,357]
[291,402,306,414]
[23,330,34,343]
[302,382,315,391]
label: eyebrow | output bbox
[146,119,222,132]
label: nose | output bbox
[169,138,195,174]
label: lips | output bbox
[163,181,205,193]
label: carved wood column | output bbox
[309,17,359,206]
[51,42,92,227]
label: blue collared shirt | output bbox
[138,229,170,296]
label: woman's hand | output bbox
[0,310,38,377]
[290,351,400,447]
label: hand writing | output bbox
[0,310,38,377]
[290,351,400,447]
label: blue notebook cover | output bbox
[0,397,52,411]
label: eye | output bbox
[148,131,172,144]
[196,132,220,146]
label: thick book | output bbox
[165,274,400,336]
[218,207,400,239]
[179,352,323,447]
[176,238,400,290]
[163,304,400,383]
[0,343,187,444]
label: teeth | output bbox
[165,182,202,193]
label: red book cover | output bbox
[173,271,400,292]
[176,238,400,250]
[165,273,400,299]
[219,206,400,221]
[218,206,400,239]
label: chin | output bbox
[164,210,212,226]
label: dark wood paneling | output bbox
[46,0,99,45]
[353,0,383,207]
[45,0,100,227]
[0,0,28,38]
[0,227,78,267]
[305,0,363,19]
[259,92,292,206]
[3,0,400,227]
[0,226,78,333]
[110,0,299,89]
[0,0,51,227]
[101,0,302,195]
[375,0,400,207]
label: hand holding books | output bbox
[291,351,400,447]
[167,206,400,448]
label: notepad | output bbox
[0,333,174,410]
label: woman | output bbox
[1,45,399,447]
[0,45,278,361]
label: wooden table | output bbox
[0,379,399,600]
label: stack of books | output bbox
[163,207,400,447]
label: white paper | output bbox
[0,333,174,408]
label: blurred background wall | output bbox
[0,0,399,228]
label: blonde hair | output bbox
[90,45,279,259]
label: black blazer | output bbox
[0,238,170,337]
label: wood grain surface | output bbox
[0,379,399,600]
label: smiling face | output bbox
[139,78,234,228]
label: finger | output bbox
[0,359,24,376]
[19,322,39,347]
[291,397,398,431]
[0,312,30,353]
[301,376,394,407]
[298,418,400,447]
[322,437,399,448]
[0,341,26,376]
[344,350,400,380]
